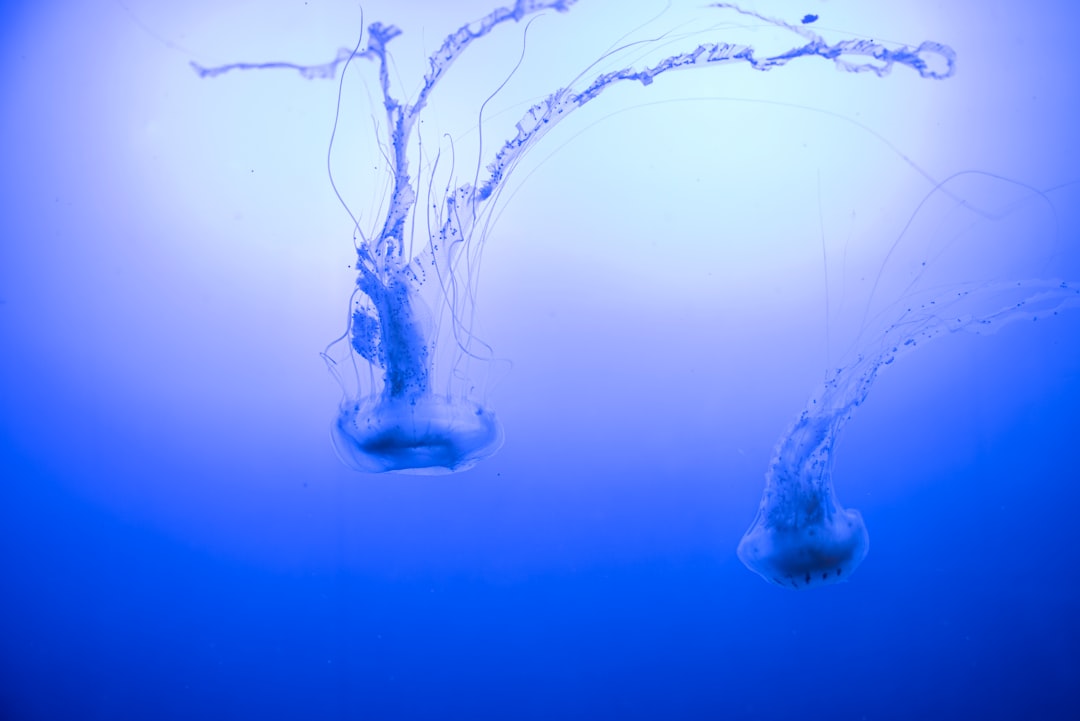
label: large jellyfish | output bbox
[737,172,1080,589]
[195,1,957,474]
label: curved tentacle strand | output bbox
[195,4,959,476]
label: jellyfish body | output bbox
[738,173,1080,588]
[330,270,504,474]
[333,394,503,474]
[738,506,868,589]
[737,412,869,588]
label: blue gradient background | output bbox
[2,1,1079,719]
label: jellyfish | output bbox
[194,1,957,473]
[738,172,1080,589]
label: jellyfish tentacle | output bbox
[196,4,964,475]
[740,178,1080,589]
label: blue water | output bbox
[2,1,1079,719]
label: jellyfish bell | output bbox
[332,393,504,475]
[737,493,869,589]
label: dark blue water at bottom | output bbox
[3,317,1078,720]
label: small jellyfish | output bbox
[195,1,957,473]
[738,172,1080,588]
[737,411,869,589]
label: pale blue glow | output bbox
[188,1,1080,588]
[196,1,957,489]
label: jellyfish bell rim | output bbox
[736,506,869,590]
[331,393,504,475]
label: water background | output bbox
[2,1,1079,718]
